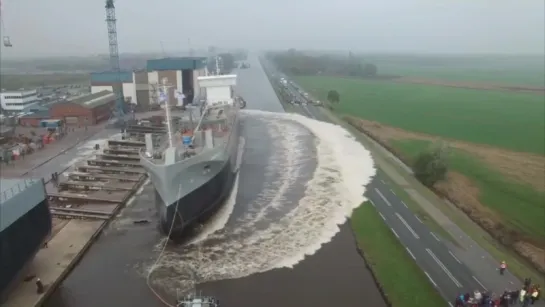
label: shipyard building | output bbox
[90,57,208,111]
[0,89,39,112]
[0,178,52,302]
[18,90,115,127]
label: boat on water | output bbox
[0,178,52,302]
[176,292,220,307]
[140,63,246,239]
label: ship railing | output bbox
[0,178,41,204]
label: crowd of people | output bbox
[454,277,540,307]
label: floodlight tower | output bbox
[105,0,125,123]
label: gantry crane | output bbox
[105,0,125,126]
[1,0,13,47]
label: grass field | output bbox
[358,54,545,87]
[295,76,545,155]
[351,202,446,307]
[0,73,90,90]
[391,139,545,244]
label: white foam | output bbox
[146,111,376,295]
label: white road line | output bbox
[401,201,408,208]
[414,215,424,224]
[395,213,420,239]
[390,189,396,196]
[375,188,392,206]
[472,276,488,291]
[391,228,400,238]
[380,179,386,184]
[406,247,416,260]
[426,248,462,288]
[448,302,454,307]
[379,212,386,221]
[370,200,376,207]
[448,251,462,264]
[430,232,441,242]
[424,271,438,287]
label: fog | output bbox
[0,0,543,58]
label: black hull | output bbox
[155,159,236,240]
[0,198,52,302]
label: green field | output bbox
[391,139,545,245]
[358,54,545,87]
[0,73,90,90]
[295,76,545,155]
[351,202,446,307]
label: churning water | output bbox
[145,110,376,296]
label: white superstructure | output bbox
[0,89,39,112]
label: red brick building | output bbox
[19,91,116,127]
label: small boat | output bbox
[176,292,220,307]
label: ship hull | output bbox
[155,158,236,238]
[142,116,240,240]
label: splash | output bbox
[146,111,375,295]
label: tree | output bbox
[412,144,449,187]
[327,90,340,104]
[362,63,378,77]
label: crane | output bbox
[1,0,13,47]
[105,0,125,126]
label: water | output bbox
[44,55,385,307]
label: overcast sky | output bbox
[0,0,543,58]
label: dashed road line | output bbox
[448,250,462,264]
[430,232,441,242]
[391,228,400,238]
[425,271,438,287]
[378,212,386,221]
[406,247,416,260]
[472,276,487,291]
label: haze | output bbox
[1,0,543,58]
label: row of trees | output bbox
[266,50,378,78]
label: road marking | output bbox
[426,248,462,288]
[430,232,441,242]
[380,179,386,184]
[472,276,487,291]
[448,302,454,307]
[401,201,408,208]
[369,200,376,207]
[424,271,438,287]
[395,213,420,239]
[375,188,392,206]
[390,188,396,196]
[448,250,462,264]
[414,215,424,224]
[406,247,416,260]
[378,212,386,221]
[390,228,400,238]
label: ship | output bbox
[176,291,220,307]
[0,178,52,302]
[140,68,246,239]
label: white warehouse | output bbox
[0,89,39,112]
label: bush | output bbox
[412,144,449,187]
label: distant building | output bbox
[18,91,115,127]
[89,57,208,111]
[0,89,39,112]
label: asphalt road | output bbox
[263,64,537,305]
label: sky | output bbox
[0,0,544,58]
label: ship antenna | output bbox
[162,77,175,148]
[215,56,220,75]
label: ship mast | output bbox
[161,77,175,148]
